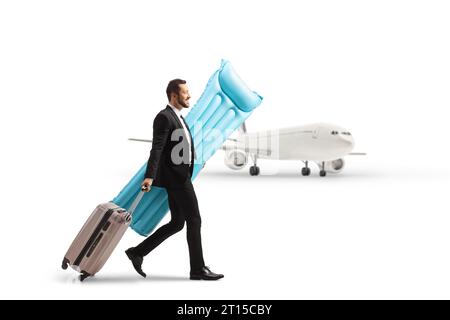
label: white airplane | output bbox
[220,122,365,176]
[129,122,365,177]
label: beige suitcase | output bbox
[61,192,144,281]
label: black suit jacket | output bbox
[144,105,195,188]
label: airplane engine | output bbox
[224,150,248,170]
[320,158,345,173]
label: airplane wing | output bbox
[348,152,367,155]
[130,136,272,156]
[128,138,152,143]
[130,136,243,144]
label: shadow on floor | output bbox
[56,273,190,284]
[201,169,382,180]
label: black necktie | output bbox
[180,115,190,136]
[180,115,195,161]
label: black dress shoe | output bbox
[190,266,224,280]
[125,248,146,278]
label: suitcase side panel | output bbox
[64,202,119,267]
[76,209,130,275]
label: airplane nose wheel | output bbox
[301,161,311,176]
[249,165,260,176]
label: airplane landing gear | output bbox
[301,161,311,176]
[320,161,327,177]
[249,154,260,176]
[249,165,260,176]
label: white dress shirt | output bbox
[168,103,192,163]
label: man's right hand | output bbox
[141,178,153,192]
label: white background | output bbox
[1,0,449,299]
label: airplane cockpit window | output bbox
[331,131,338,135]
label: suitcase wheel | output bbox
[79,271,91,282]
[61,258,69,270]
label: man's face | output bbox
[176,84,191,108]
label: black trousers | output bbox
[134,180,205,272]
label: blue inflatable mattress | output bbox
[112,60,263,236]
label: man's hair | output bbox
[166,79,186,100]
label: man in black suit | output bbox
[125,79,224,281]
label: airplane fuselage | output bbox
[229,123,355,162]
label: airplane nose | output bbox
[340,134,354,148]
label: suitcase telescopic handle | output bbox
[127,188,146,216]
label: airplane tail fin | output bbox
[238,122,247,135]
[224,121,247,145]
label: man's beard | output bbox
[177,96,190,108]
